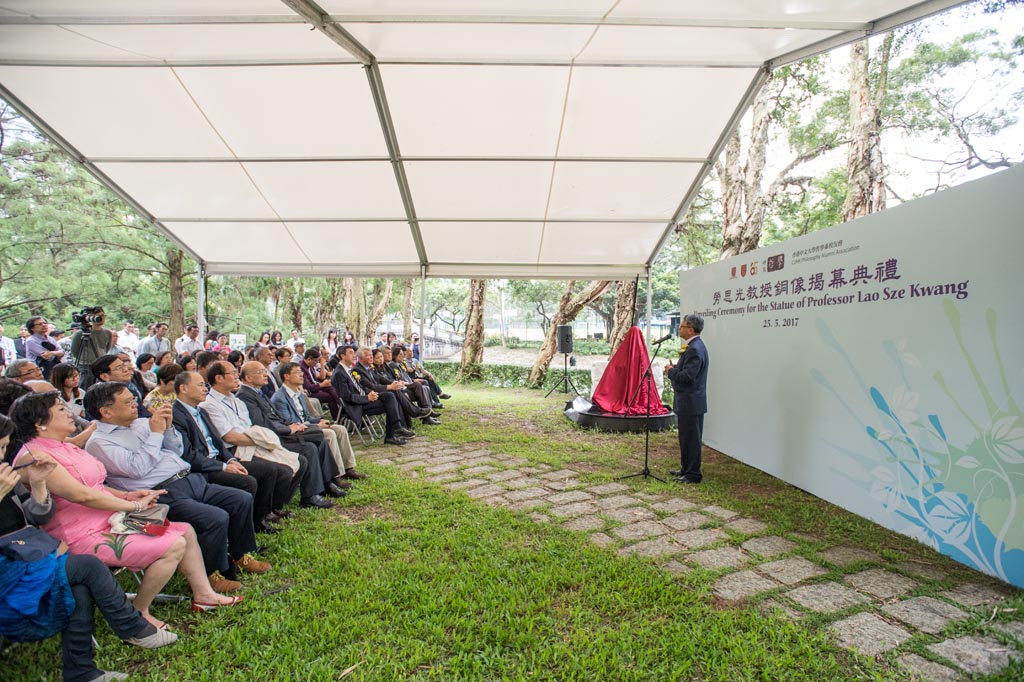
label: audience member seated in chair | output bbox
[90,354,151,419]
[82,381,264,593]
[6,393,240,631]
[235,362,340,508]
[188,364,298,534]
[355,347,436,427]
[0,414,176,682]
[331,346,411,446]
[300,348,340,419]
[377,347,438,417]
[254,346,284,399]
[272,362,366,489]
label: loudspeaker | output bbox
[556,325,573,354]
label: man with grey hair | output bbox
[4,358,42,383]
[664,313,709,484]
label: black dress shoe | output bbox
[272,509,293,519]
[432,403,444,410]
[673,476,701,484]
[384,436,406,446]
[255,521,280,534]
[300,495,335,509]
[396,427,417,438]
[325,483,349,498]
[413,407,432,418]
[439,393,451,400]
[669,469,684,476]
[421,416,442,425]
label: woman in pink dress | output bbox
[9,391,241,628]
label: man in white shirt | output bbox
[137,322,170,357]
[0,323,16,372]
[272,361,366,486]
[118,320,140,356]
[284,329,304,350]
[175,324,205,355]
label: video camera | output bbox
[71,306,104,330]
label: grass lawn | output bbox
[5,386,1021,680]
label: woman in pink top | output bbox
[9,391,241,628]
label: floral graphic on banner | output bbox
[813,300,1023,587]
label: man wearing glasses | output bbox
[4,358,44,382]
[664,314,709,484]
[24,315,65,379]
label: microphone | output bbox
[652,333,673,344]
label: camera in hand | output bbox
[72,306,104,330]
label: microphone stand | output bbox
[617,336,667,482]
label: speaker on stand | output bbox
[546,325,579,398]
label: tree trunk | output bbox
[402,278,414,341]
[285,280,303,332]
[342,278,368,344]
[528,280,610,387]
[313,278,343,339]
[458,278,487,380]
[843,37,889,221]
[607,279,638,356]
[166,248,185,339]
[718,81,772,259]
[366,278,394,341]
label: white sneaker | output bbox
[94,673,129,681]
[125,625,178,649]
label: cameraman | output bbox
[69,307,114,388]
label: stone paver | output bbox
[650,498,698,513]
[741,536,796,558]
[894,560,948,581]
[688,547,749,570]
[882,596,968,634]
[504,487,549,502]
[725,518,768,535]
[466,483,506,499]
[486,469,525,482]
[618,537,682,559]
[462,464,497,476]
[611,521,669,541]
[787,582,871,613]
[602,506,657,523]
[507,498,547,512]
[713,570,778,601]
[702,505,739,520]
[479,496,507,507]
[758,557,828,585]
[594,494,642,510]
[819,546,881,567]
[445,478,488,491]
[548,501,598,519]
[426,455,466,466]
[375,458,395,466]
[587,482,629,495]
[544,479,583,491]
[395,452,430,463]
[831,612,912,656]
[896,654,961,682]
[547,490,594,505]
[425,472,460,483]
[424,461,462,474]
[539,469,578,480]
[529,512,550,524]
[845,568,918,598]
[941,583,1008,608]
[662,560,692,575]
[588,532,614,548]
[662,511,709,531]
[673,528,728,549]
[994,621,1024,640]
[501,477,535,490]
[562,515,605,532]
[928,635,1020,675]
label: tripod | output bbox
[617,336,668,482]
[545,352,579,398]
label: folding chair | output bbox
[117,568,188,604]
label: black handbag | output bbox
[0,526,61,562]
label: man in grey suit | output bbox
[664,313,709,484]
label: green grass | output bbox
[5,386,1020,680]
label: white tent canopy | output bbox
[0,0,971,279]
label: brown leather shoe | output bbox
[331,477,353,489]
[234,553,271,574]
[342,469,368,480]
[208,571,242,593]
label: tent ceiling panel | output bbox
[0,1,290,18]
[405,161,554,220]
[286,222,420,263]
[382,65,568,157]
[175,65,384,158]
[163,221,310,264]
[539,221,664,264]
[419,221,545,263]
[0,26,147,62]
[344,23,595,63]
[547,161,701,221]
[576,26,841,65]
[243,161,408,220]
[610,0,929,24]
[97,162,276,220]
[0,66,231,158]
[320,1,615,20]
[560,66,758,158]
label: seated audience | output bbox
[355,347,437,426]
[142,363,182,412]
[135,353,157,390]
[83,382,263,592]
[5,358,43,383]
[254,346,283,398]
[91,354,151,418]
[331,346,410,446]
[7,392,240,629]
[227,350,245,372]
[300,348,340,419]
[50,363,86,418]
[175,353,197,372]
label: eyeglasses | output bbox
[18,367,43,378]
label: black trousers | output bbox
[281,439,325,500]
[160,474,257,575]
[675,412,705,482]
[207,457,291,522]
[63,554,150,682]
[361,392,403,437]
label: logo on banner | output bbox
[767,254,785,272]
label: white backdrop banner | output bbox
[679,165,1024,587]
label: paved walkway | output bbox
[362,437,1023,681]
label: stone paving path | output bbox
[362,438,1023,680]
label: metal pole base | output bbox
[617,466,666,483]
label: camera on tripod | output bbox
[72,306,104,330]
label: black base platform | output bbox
[564,397,676,433]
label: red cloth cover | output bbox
[591,326,669,416]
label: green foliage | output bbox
[764,167,848,244]
[429,361,593,392]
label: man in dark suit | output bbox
[355,347,437,427]
[235,361,339,508]
[331,345,411,446]
[665,313,709,484]
[255,346,283,400]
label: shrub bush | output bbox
[428,361,593,391]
